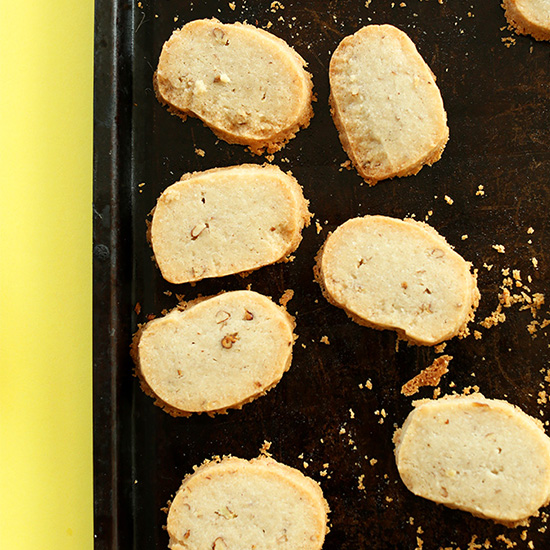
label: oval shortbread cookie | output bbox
[315,216,479,346]
[167,456,329,550]
[329,24,449,184]
[394,395,550,524]
[155,19,314,154]
[502,0,550,41]
[132,291,295,416]
[150,164,311,285]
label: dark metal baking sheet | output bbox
[93,0,550,548]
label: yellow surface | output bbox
[0,1,94,549]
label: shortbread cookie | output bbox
[394,395,550,525]
[167,456,329,550]
[503,0,550,41]
[315,216,479,346]
[132,290,295,416]
[150,164,311,284]
[329,25,448,184]
[155,19,314,154]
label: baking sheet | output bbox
[93,0,550,548]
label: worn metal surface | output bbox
[94,0,550,548]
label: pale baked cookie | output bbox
[315,216,479,346]
[155,19,314,154]
[503,0,550,41]
[394,394,550,525]
[132,290,295,416]
[150,164,311,285]
[329,24,449,184]
[167,456,329,550]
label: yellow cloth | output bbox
[0,1,94,548]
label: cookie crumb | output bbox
[279,289,294,307]
[444,195,454,205]
[401,355,452,396]
[492,244,506,254]
[259,440,272,456]
[320,335,330,345]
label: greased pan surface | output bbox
[93,1,550,548]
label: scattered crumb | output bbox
[364,0,372,6]
[480,303,506,328]
[461,234,468,240]
[163,290,173,296]
[315,220,323,234]
[320,335,330,345]
[473,330,482,340]
[528,227,535,234]
[401,355,452,396]
[444,195,454,205]
[339,160,352,171]
[194,147,205,157]
[279,289,294,307]
[228,2,236,9]
[434,343,447,354]
[259,440,272,456]
[495,534,516,548]
[483,262,493,271]
[492,244,506,254]
[369,458,377,466]
[476,185,485,196]
[349,408,355,419]
[265,153,275,162]
[358,474,365,490]
[134,302,141,315]
[533,257,539,268]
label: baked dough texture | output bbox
[329,24,449,184]
[394,395,550,525]
[150,164,311,284]
[132,291,295,416]
[315,216,479,346]
[503,0,550,41]
[155,19,314,154]
[167,456,329,550]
